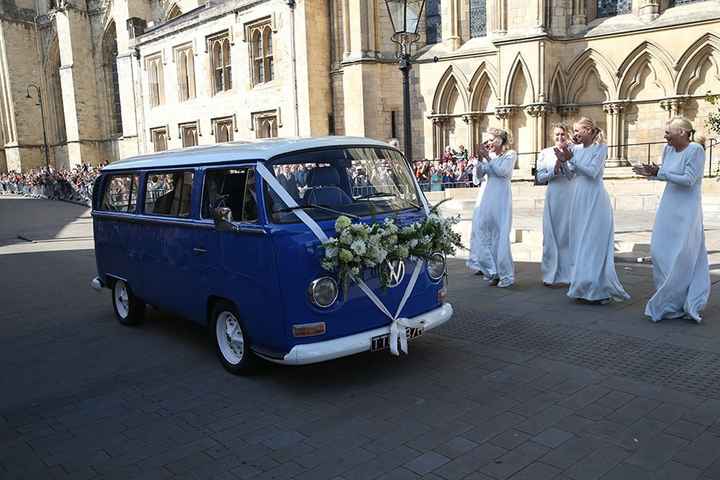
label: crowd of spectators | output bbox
[0,164,101,206]
[413,144,478,191]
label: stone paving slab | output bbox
[1,197,720,479]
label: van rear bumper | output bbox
[264,303,453,366]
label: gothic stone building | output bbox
[1,0,719,178]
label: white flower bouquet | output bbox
[321,213,463,291]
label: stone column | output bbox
[431,117,444,159]
[490,0,507,35]
[441,0,462,49]
[526,103,552,152]
[462,114,473,150]
[54,1,104,167]
[602,102,627,165]
[570,0,586,34]
[638,0,660,22]
[494,106,515,131]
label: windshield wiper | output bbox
[355,192,421,210]
[274,203,360,220]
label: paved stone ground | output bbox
[2,195,720,480]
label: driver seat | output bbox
[304,167,352,207]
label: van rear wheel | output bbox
[211,302,256,374]
[112,280,144,326]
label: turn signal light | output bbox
[438,286,448,304]
[292,322,327,337]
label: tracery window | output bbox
[175,45,196,102]
[151,127,168,152]
[253,111,278,138]
[208,32,232,94]
[146,54,165,107]
[469,0,486,37]
[103,22,123,134]
[213,117,234,143]
[180,122,199,147]
[425,0,441,44]
[596,0,631,17]
[249,22,274,85]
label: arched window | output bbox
[425,0,441,44]
[208,32,232,94]
[253,111,278,138]
[48,43,65,143]
[469,0,487,38]
[102,22,123,134]
[175,46,195,101]
[146,54,164,107]
[249,21,274,85]
[597,0,631,17]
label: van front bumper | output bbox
[265,303,453,366]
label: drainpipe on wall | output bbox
[287,0,300,137]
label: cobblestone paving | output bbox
[2,197,720,480]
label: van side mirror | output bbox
[213,207,235,231]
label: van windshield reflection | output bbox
[266,147,422,223]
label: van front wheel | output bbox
[211,303,256,374]
[112,280,144,326]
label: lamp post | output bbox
[384,0,425,163]
[26,83,50,173]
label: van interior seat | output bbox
[304,167,352,207]
[221,172,248,219]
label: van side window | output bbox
[202,167,258,222]
[100,174,139,212]
[145,171,194,217]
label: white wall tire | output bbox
[211,302,256,374]
[112,280,144,326]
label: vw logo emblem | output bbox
[383,259,406,288]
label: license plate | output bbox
[371,327,424,352]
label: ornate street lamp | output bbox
[26,84,51,173]
[384,0,425,163]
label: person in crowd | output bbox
[467,128,517,288]
[429,167,443,191]
[565,117,629,304]
[536,122,576,287]
[441,145,455,163]
[454,145,469,163]
[633,116,710,323]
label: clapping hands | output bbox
[632,162,660,178]
[553,145,572,175]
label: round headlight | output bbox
[427,253,446,281]
[308,277,339,308]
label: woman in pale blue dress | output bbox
[565,117,629,304]
[467,128,516,287]
[633,117,710,322]
[536,123,576,286]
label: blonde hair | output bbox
[487,127,513,150]
[574,117,605,144]
[667,116,704,148]
[551,122,571,134]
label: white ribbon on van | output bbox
[255,162,430,356]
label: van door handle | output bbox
[192,247,208,255]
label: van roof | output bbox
[102,136,395,172]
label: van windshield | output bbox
[266,147,423,223]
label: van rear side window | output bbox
[145,171,194,217]
[100,175,139,212]
[202,168,258,222]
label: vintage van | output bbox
[91,137,453,373]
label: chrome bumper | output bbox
[266,303,453,366]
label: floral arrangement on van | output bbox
[321,213,463,290]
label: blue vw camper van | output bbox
[91,137,453,373]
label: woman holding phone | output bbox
[467,128,517,287]
[536,123,575,286]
